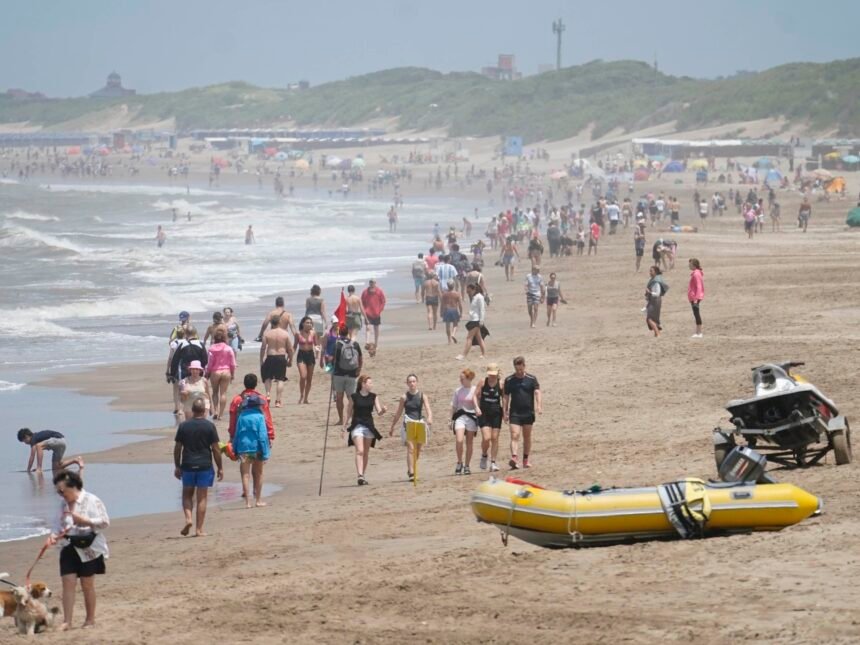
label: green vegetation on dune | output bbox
[2,58,859,140]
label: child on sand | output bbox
[17,428,84,472]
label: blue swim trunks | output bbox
[181,468,215,488]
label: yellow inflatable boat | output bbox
[471,477,820,548]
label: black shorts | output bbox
[261,354,288,381]
[635,246,644,257]
[509,412,535,426]
[367,316,381,326]
[296,349,315,366]
[60,545,106,578]
[479,408,503,429]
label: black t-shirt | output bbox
[32,430,64,445]
[174,418,219,471]
[504,373,540,415]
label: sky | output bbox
[2,0,858,97]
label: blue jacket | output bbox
[233,408,271,460]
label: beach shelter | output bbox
[663,160,684,172]
[632,158,648,169]
[633,168,650,181]
[263,146,277,157]
[824,151,842,161]
[689,159,709,170]
[766,169,783,183]
[351,157,366,168]
[847,207,860,228]
[293,158,310,170]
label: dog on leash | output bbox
[0,573,57,635]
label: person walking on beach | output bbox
[332,324,363,425]
[256,296,297,343]
[294,316,319,404]
[499,236,519,282]
[434,255,457,291]
[17,428,84,472]
[245,225,255,245]
[456,283,486,361]
[203,311,226,347]
[260,314,293,407]
[423,272,441,331]
[645,266,667,338]
[49,470,109,631]
[388,206,398,233]
[179,360,212,421]
[343,374,387,486]
[305,285,327,336]
[345,285,365,341]
[634,222,646,272]
[441,280,463,344]
[525,265,545,329]
[588,220,600,255]
[205,328,236,420]
[743,202,756,240]
[688,258,705,338]
[545,272,567,327]
[231,387,273,508]
[798,198,812,233]
[174,398,223,536]
[360,279,386,351]
[451,369,482,475]
[223,307,242,353]
[170,327,208,385]
[476,364,503,472]
[388,374,434,482]
[411,253,427,303]
[503,356,542,470]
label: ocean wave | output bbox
[0,515,50,543]
[0,224,83,254]
[0,380,25,391]
[3,210,61,222]
[152,198,220,216]
[45,183,241,197]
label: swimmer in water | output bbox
[245,225,255,245]
[156,225,167,248]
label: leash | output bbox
[24,512,70,586]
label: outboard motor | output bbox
[718,446,776,484]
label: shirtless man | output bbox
[259,314,293,407]
[156,225,167,248]
[423,272,441,331]
[345,285,366,341]
[256,296,296,342]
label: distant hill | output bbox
[2,58,859,141]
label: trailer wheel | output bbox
[832,425,852,465]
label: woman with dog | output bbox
[343,374,387,486]
[49,470,109,631]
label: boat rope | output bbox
[500,497,517,547]
[566,489,583,546]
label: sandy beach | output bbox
[2,171,859,643]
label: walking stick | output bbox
[318,377,336,496]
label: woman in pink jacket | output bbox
[688,258,705,338]
[205,328,236,420]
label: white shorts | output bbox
[453,416,478,433]
[350,425,375,440]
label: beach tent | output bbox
[847,207,860,227]
[351,157,366,168]
[824,151,842,161]
[766,169,783,183]
[689,159,709,170]
[633,168,650,181]
[842,154,860,167]
[293,158,310,170]
[66,146,80,155]
[663,160,684,172]
[263,147,277,157]
[632,159,648,169]
[324,156,343,168]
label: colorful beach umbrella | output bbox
[842,154,860,164]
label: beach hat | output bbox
[179,311,190,321]
[330,315,339,324]
[188,360,204,372]
[486,363,500,376]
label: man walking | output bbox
[332,324,363,425]
[524,266,545,329]
[502,356,542,470]
[360,279,386,351]
[259,314,293,407]
[174,398,223,537]
[345,285,366,341]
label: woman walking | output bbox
[456,284,487,361]
[205,329,236,420]
[451,369,482,475]
[179,360,212,421]
[645,266,667,338]
[295,316,319,404]
[388,374,434,482]
[305,284,327,336]
[545,272,567,327]
[343,374,387,486]
[49,470,110,631]
[476,364,503,472]
[440,281,463,344]
[222,307,242,352]
[688,258,705,338]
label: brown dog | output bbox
[0,574,54,635]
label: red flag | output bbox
[333,290,347,326]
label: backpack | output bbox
[336,339,359,372]
[411,261,425,279]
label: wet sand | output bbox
[2,177,859,643]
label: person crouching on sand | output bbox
[343,374,387,486]
[174,398,223,536]
[389,374,434,482]
[229,374,275,507]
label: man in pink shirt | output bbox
[360,279,387,350]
